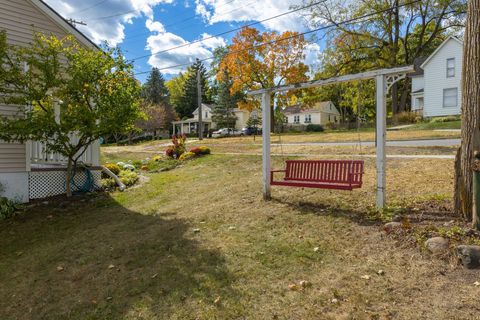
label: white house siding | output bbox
[234,110,249,129]
[422,38,463,117]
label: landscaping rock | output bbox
[392,215,402,222]
[383,222,402,233]
[456,245,480,269]
[425,237,449,254]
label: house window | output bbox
[293,115,300,124]
[205,112,208,118]
[328,115,331,122]
[443,88,458,107]
[446,58,455,78]
[304,114,311,123]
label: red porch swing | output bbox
[269,83,366,191]
[270,159,364,190]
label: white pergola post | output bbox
[261,92,271,200]
[375,75,387,209]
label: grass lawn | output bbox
[1,152,479,319]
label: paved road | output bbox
[272,138,461,147]
[218,152,455,159]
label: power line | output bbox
[85,8,140,21]
[123,0,255,42]
[133,0,420,76]
[76,0,109,14]
[130,0,328,61]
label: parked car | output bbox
[212,128,242,138]
[241,127,262,136]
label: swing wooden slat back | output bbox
[271,160,364,190]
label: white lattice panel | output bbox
[29,170,101,200]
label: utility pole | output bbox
[197,60,203,140]
[67,19,87,27]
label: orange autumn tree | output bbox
[218,27,309,130]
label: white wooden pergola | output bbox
[247,65,415,209]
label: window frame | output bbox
[446,58,455,78]
[443,87,458,108]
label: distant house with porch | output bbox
[172,104,250,135]
[410,36,463,117]
[0,0,101,202]
[283,101,340,127]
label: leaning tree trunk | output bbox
[454,0,480,222]
[66,157,73,198]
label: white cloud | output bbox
[44,0,173,46]
[145,21,226,74]
[304,43,322,70]
[194,0,306,32]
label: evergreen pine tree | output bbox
[212,70,240,129]
[139,68,175,135]
[141,68,169,104]
[176,59,211,119]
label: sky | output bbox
[44,0,323,82]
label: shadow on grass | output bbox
[271,197,382,227]
[0,195,238,319]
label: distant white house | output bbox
[172,104,250,135]
[411,36,463,117]
[283,101,340,126]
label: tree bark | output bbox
[454,0,480,222]
[66,157,73,198]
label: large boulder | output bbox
[425,237,449,254]
[456,245,480,269]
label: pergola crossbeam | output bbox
[247,66,414,95]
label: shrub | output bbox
[118,170,139,187]
[190,147,202,155]
[104,163,120,175]
[152,155,163,162]
[165,134,187,159]
[306,124,324,132]
[198,146,211,155]
[430,116,460,123]
[100,178,117,190]
[179,151,196,161]
[396,111,418,124]
[132,160,142,169]
[0,197,19,220]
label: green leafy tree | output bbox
[0,32,142,197]
[298,0,466,114]
[176,59,212,119]
[166,72,188,113]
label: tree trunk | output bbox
[454,0,480,223]
[391,83,399,117]
[66,157,73,198]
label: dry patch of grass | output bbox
[1,153,477,319]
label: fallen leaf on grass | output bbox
[361,275,371,280]
[288,284,299,291]
[474,281,480,287]
[214,296,221,305]
[108,264,115,269]
[56,266,64,272]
